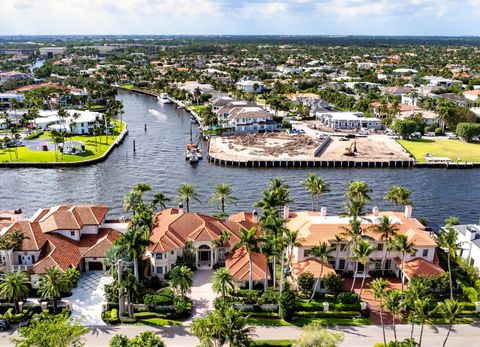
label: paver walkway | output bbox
[184,270,214,324]
[69,271,112,325]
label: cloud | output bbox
[0,0,477,35]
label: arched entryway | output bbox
[197,245,212,269]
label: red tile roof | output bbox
[292,257,336,279]
[395,257,445,279]
[225,246,269,282]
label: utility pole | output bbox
[117,259,125,316]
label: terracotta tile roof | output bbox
[34,205,108,233]
[148,209,258,253]
[395,257,445,279]
[225,246,269,282]
[292,257,336,278]
[286,210,436,247]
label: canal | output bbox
[0,90,479,226]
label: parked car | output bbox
[411,132,422,138]
[0,319,10,331]
[345,134,356,139]
[448,135,459,140]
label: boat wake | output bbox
[149,109,167,120]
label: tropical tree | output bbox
[350,239,374,297]
[368,216,398,274]
[284,229,302,282]
[231,227,260,290]
[390,234,416,291]
[0,270,30,313]
[258,238,274,291]
[176,183,201,212]
[435,227,463,299]
[371,278,389,347]
[38,267,72,313]
[116,226,151,280]
[209,183,237,216]
[294,322,344,347]
[439,299,462,347]
[404,281,427,340]
[212,267,234,303]
[303,174,330,211]
[121,273,141,317]
[169,265,193,298]
[384,289,403,342]
[413,298,434,347]
[345,181,372,203]
[308,242,334,301]
[384,186,413,211]
[151,191,170,210]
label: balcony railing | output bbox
[12,264,32,271]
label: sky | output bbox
[0,0,479,36]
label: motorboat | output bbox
[158,92,171,104]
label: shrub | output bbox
[110,309,118,320]
[336,292,358,304]
[236,289,259,304]
[104,282,119,302]
[330,303,361,312]
[3,308,30,323]
[143,287,174,306]
[434,127,443,136]
[109,334,130,347]
[373,338,417,347]
[410,273,449,294]
[456,122,480,142]
[119,315,137,324]
[424,125,435,133]
[172,297,192,319]
[279,284,296,321]
[392,120,417,139]
[298,272,315,296]
[461,286,479,303]
[296,311,361,318]
[259,288,280,305]
[323,273,342,294]
[26,131,44,140]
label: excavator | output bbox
[343,140,357,156]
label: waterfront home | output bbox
[0,93,25,110]
[285,206,443,291]
[449,224,480,270]
[177,81,215,95]
[316,111,382,130]
[33,109,101,134]
[0,205,128,287]
[397,110,440,125]
[236,80,265,93]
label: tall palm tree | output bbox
[212,267,234,303]
[121,273,140,317]
[384,289,403,342]
[384,186,413,211]
[439,299,462,347]
[258,238,274,291]
[345,181,372,203]
[169,265,193,298]
[38,267,71,313]
[308,242,334,301]
[176,183,201,212]
[0,271,30,313]
[368,216,398,274]
[283,229,302,282]
[303,174,330,211]
[116,226,151,280]
[435,227,463,299]
[390,234,416,292]
[404,281,427,340]
[151,191,170,210]
[371,278,389,347]
[340,215,364,274]
[231,227,260,290]
[209,183,238,215]
[351,239,374,297]
[414,298,434,347]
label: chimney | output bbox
[252,210,258,224]
[404,205,413,219]
[466,225,478,241]
[372,206,379,216]
[178,203,184,214]
[283,205,290,220]
[320,207,327,217]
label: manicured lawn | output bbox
[121,84,134,90]
[252,340,294,346]
[131,312,182,326]
[0,120,125,163]
[247,316,371,327]
[398,139,480,162]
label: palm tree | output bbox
[371,278,389,347]
[339,215,364,274]
[404,281,427,340]
[176,183,201,212]
[0,271,30,313]
[121,273,140,317]
[283,230,302,282]
[303,174,330,211]
[309,242,334,301]
[116,227,151,280]
[414,298,434,347]
[258,238,274,291]
[209,183,237,216]
[384,289,403,342]
[345,181,372,203]
[439,299,462,347]
[169,265,193,298]
[351,239,374,297]
[435,227,463,299]
[151,191,170,210]
[384,186,413,211]
[231,227,260,290]
[222,305,256,346]
[368,216,398,274]
[212,267,234,303]
[38,267,71,313]
[390,234,416,292]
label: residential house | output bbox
[0,205,128,286]
[422,76,461,88]
[236,80,265,93]
[33,110,101,134]
[463,90,480,103]
[285,206,443,291]
[450,224,480,270]
[316,111,382,130]
[0,93,25,110]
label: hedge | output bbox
[295,311,361,318]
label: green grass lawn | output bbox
[252,340,295,346]
[131,312,182,326]
[120,84,134,90]
[0,120,125,163]
[398,139,480,162]
[247,316,371,327]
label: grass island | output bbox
[398,138,480,163]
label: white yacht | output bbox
[158,92,171,104]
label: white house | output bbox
[463,90,480,102]
[236,80,265,93]
[0,93,25,109]
[423,76,461,88]
[316,111,382,130]
[450,224,480,270]
[33,110,101,134]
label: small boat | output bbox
[185,143,203,161]
[158,93,171,104]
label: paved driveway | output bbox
[69,271,112,326]
[186,270,214,323]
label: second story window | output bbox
[377,243,384,251]
[156,253,163,260]
[340,243,347,251]
[422,249,429,257]
[304,249,310,257]
[70,231,75,236]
